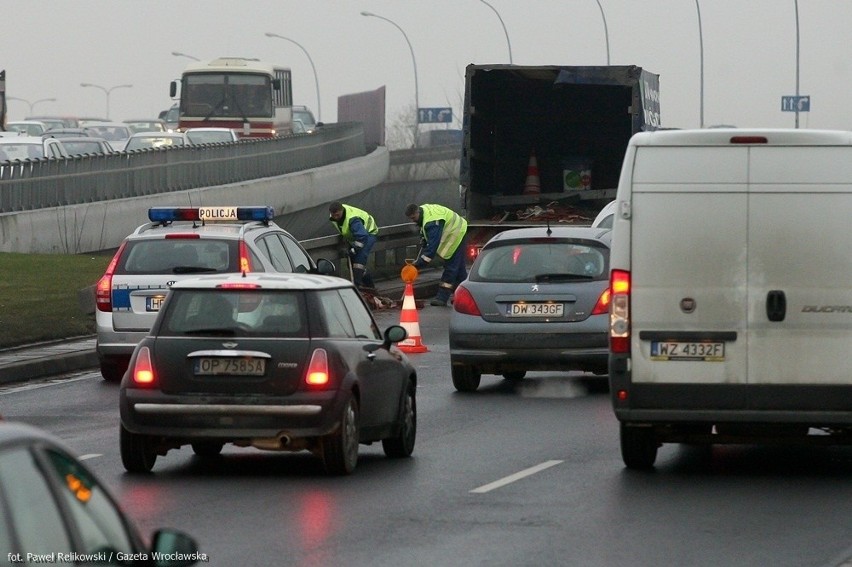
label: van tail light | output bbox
[239,240,253,273]
[609,269,631,354]
[453,284,481,316]
[305,348,330,388]
[95,242,127,312]
[591,288,611,315]
[132,346,156,386]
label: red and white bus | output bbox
[170,57,293,138]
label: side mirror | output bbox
[169,81,177,98]
[315,258,336,275]
[384,325,408,344]
[272,79,281,91]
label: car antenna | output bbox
[546,219,552,237]
[187,195,199,228]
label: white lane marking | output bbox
[470,460,564,494]
[78,454,102,461]
[0,373,93,394]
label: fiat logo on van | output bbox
[680,298,696,313]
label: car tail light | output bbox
[591,288,611,315]
[610,269,631,353]
[239,240,253,273]
[453,284,481,316]
[132,346,156,386]
[305,348,330,388]
[95,241,127,312]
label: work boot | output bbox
[429,297,447,307]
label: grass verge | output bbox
[0,252,113,348]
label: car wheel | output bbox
[382,379,416,458]
[322,395,359,475]
[120,424,157,473]
[451,365,481,392]
[502,371,526,381]
[620,423,658,470]
[101,359,127,383]
[191,441,224,457]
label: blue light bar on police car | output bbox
[148,206,274,223]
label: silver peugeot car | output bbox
[449,226,612,392]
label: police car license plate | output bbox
[194,358,266,376]
[146,295,166,312]
[506,303,563,317]
[650,341,725,361]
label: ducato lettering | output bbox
[802,305,852,313]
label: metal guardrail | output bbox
[300,222,425,282]
[0,123,366,213]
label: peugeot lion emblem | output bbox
[531,284,539,292]
[222,342,238,349]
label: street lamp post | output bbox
[695,0,704,128]
[478,0,513,63]
[265,32,322,122]
[80,83,133,120]
[360,11,420,121]
[595,0,611,65]
[6,96,56,116]
[794,0,801,129]
[171,51,200,62]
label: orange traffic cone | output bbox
[397,282,429,353]
[523,150,541,195]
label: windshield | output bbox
[182,73,272,118]
[471,240,609,283]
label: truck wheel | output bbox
[502,371,526,381]
[620,423,658,470]
[322,395,359,475]
[120,424,157,473]
[452,365,481,392]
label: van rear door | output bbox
[628,145,749,407]
[746,145,852,405]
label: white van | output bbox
[608,128,852,469]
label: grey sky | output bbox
[3,1,851,130]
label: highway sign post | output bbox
[418,107,452,124]
[781,95,810,112]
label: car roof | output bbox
[0,136,49,145]
[128,222,260,239]
[169,272,352,291]
[485,225,612,245]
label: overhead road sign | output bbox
[781,96,810,112]
[418,107,452,124]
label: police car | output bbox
[96,206,336,382]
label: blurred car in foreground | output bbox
[449,226,612,392]
[96,206,336,382]
[0,136,70,161]
[185,127,239,145]
[119,272,416,475]
[124,132,190,152]
[0,421,203,564]
[123,118,167,134]
[55,136,114,156]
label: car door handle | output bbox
[766,290,786,322]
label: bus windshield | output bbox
[182,73,272,119]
